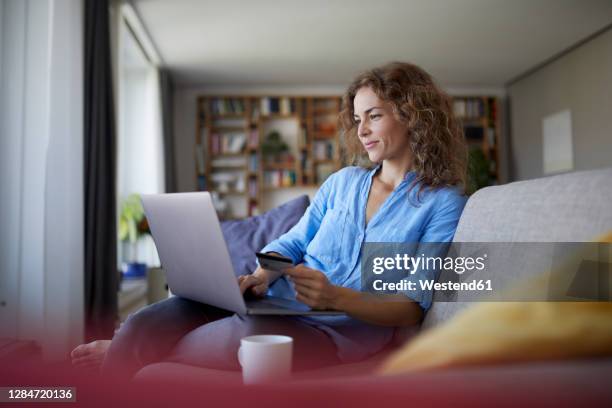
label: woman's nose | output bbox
[358,121,370,137]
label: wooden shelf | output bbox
[211,126,246,131]
[263,185,298,191]
[259,114,299,120]
[210,152,247,157]
[211,113,246,119]
[210,166,247,171]
[312,132,336,140]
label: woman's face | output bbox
[353,87,411,164]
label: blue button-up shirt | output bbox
[261,165,467,361]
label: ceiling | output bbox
[131,0,612,88]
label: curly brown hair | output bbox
[339,61,467,195]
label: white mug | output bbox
[237,335,293,384]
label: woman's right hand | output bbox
[237,267,269,297]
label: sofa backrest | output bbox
[422,167,612,329]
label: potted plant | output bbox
[467,147,492,194]
[119,194,150,278]
[261,130,290,164]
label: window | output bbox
[116,16,164,269]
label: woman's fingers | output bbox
[251,282,267,296]
[284,265,318,279]
[72,355,104,366]
[295,293,315,308]
[70,344,88,358]
[290,277,322,290]
[70,340,111,360]
[238,274,265,295]
[293,283,318,300]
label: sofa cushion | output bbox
[380,302,612,375]
[221,195,310,277]
[379,231,612,374]
[423,168,612,329]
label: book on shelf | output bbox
[487,128,496,147]
[210,98,245,115]
[195,144,206,175]
[263,170,296,188]
[313,140,334,160]
[248,201,259,216]
[210,132,247,154]
[453,98,485,119]
[248,179,258,198]
[248,154,259,172]
[280,98,290,115]
[299,151,311,171]
[313,98,337,110]
[197,175,207,191]
[260,97,296,116]
[487,98,497,123]
[299,125,308,146]
[248,129,259,148]
[260,98,272,116]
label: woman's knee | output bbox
[118,297,184,336]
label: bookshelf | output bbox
[195,95,343,219]
[452,96,501,186]
[196,94,502,219]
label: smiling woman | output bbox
[339,61,467,197]
[73,61,469,380]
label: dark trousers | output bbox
[101,296,340,380]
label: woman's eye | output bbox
[370,114,382,120]
[353,118,361,124]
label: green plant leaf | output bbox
[118,193,145,243]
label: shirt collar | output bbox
[369,163,417,183]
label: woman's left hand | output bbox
[285,265,339,310]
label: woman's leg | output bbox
[100,296,232,380]
[167,314,340,372]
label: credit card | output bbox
[256,252,294,272]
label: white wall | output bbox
[0,0,84,361]
[508,27,612,181]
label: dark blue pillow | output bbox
[220,195,310,277]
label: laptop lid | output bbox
[141,192,248,315]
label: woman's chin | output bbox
[367,153,383,163]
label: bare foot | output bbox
[70,340,112,372]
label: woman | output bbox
[72,61,468,378]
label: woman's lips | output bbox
[364,141,379,150]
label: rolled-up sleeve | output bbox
[259,174,335,264]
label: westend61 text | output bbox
[372,279,493,292]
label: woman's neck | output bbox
[377,156,413,189]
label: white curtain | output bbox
[0,0,84,361]
[117,17,165,268]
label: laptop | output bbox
[141,192,344,316]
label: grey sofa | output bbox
[135,168,612,405]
